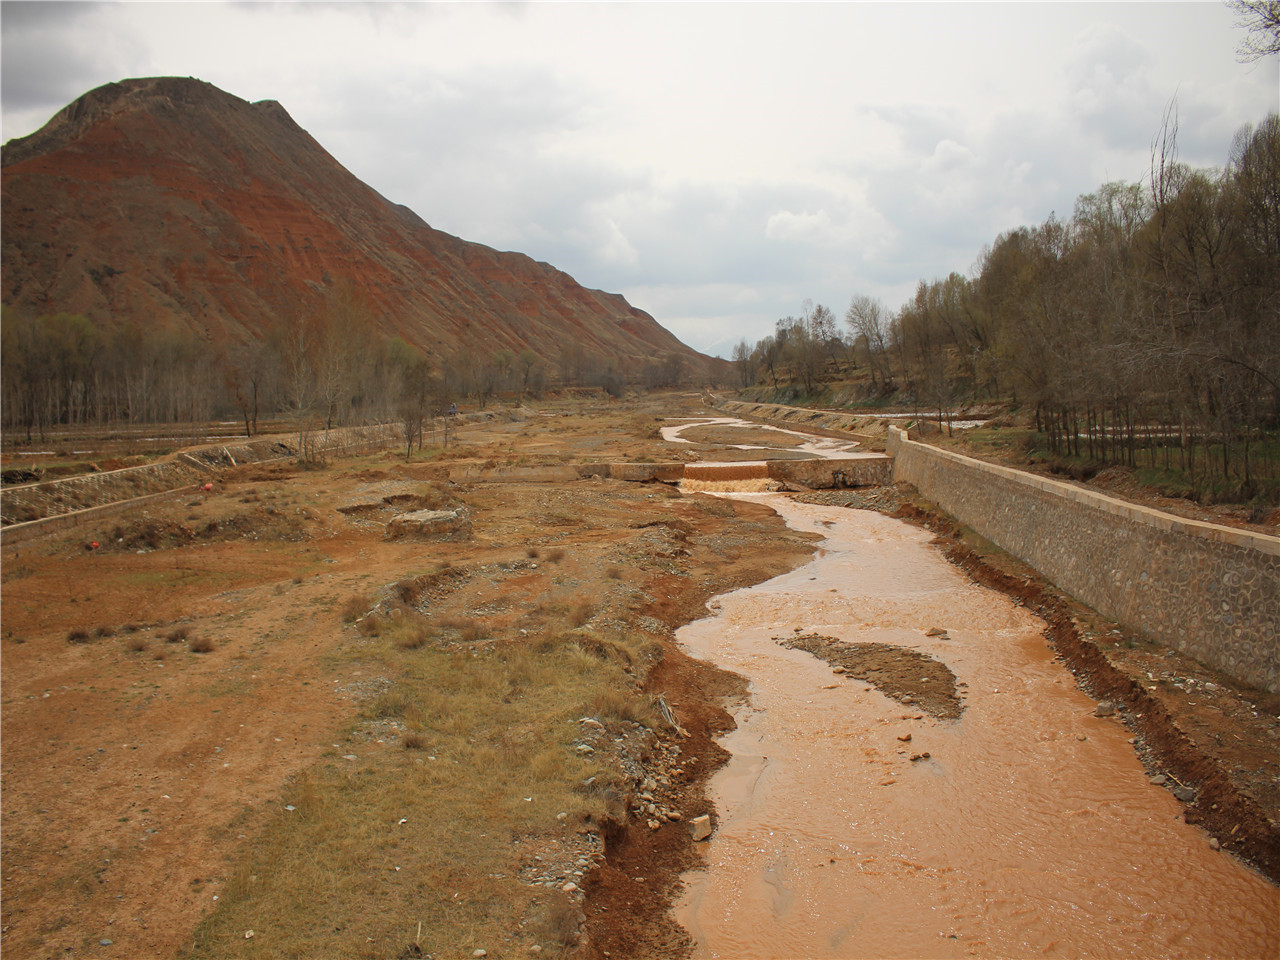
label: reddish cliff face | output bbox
[2,77,719,376]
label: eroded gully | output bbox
[673,494,1279,959]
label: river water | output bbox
[674,494,1279,959]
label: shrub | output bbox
[165,627,189,643]
[357,614,384,638]
[94,625,117,638]
[547,548,566,563]
[526,547,540,559]
[341,593,370,624]
[568,601,595,627]
[605,566,622,580]
[189,636,215,654]
[402,731,428,751]
[67,628,92,644]
[126,636,149,653]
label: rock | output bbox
[1150,774,1168,786]
[647,819,660,830]
[100,940,113,947]
[1094,702,1116,717]
[386,509,473,542]
[473,950,488,958]
[575,744,594,755]
[1209,837,1221,850]
[897,733,912,742]
[689,814,712,841]
[1173,785,1196,803]
[832,666,846,674]
[925,627,947,637]
[561,882,578,893]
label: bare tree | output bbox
[1229,0,1280,61]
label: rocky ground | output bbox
[2,396,1276,960]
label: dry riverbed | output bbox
[2,394,1277,959]
[0,395,817,959]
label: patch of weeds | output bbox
[363,688,414,720]
[67,628,92,644]
[605,566,623,580]
[587,687,658,729]
[165,627,190,644]
[189,636,216,654]
[121,623,142,633]
[357,614,385,638]
[94,625,117,638]
[547,548,566,563]
[568,601,595,627]
[341,593,371,623]
[402,731,429,751]
[526,546,540,559]
[125,636,149,654]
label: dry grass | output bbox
[125,636,149,654]
[165,626,189,643]
[188,636,215,654]
[546,547,566,563]
[341,592,371,623]
[188,627,653,959]
[66,628,91,644]
[93,625,117,638]
[567,601,595,627]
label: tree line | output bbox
[1,279,696,447]
[733,113,1280,496]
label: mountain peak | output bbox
[2,77,719,380]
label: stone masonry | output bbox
[887,427,1280,694]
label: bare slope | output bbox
[2,77,718,375]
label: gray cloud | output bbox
[2,1,1274,355]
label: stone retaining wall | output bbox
[1,423,400,534]
[714,398,883,446]
[887,427,1280,693]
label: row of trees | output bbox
[1,286,697,444]
[734,113,1280,494]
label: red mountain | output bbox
[2,76,719,378]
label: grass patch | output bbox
[66,628,91,644]
[189,629,656,959]
[189,636,216,654]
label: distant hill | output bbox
[1,76,720,379]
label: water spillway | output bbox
[675,495,1279,959]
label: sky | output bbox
[2,2,1277,357]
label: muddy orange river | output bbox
[674,495,1279,959]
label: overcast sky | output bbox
[2,2,1277,357]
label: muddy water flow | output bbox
[674,495,1279,959]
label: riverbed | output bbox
[674,495,1279,959]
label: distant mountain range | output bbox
[2,76,720,378]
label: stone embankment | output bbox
[712,398,885,447]
[448,458,891,489]
[1,423,399,540]
[887,426,1280,694]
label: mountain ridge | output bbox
[2,76,720,378]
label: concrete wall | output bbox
[887,427,1280,693]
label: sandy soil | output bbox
[1,396,818,959]
[3,396,1277,960]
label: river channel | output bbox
[673,494,1279,959]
